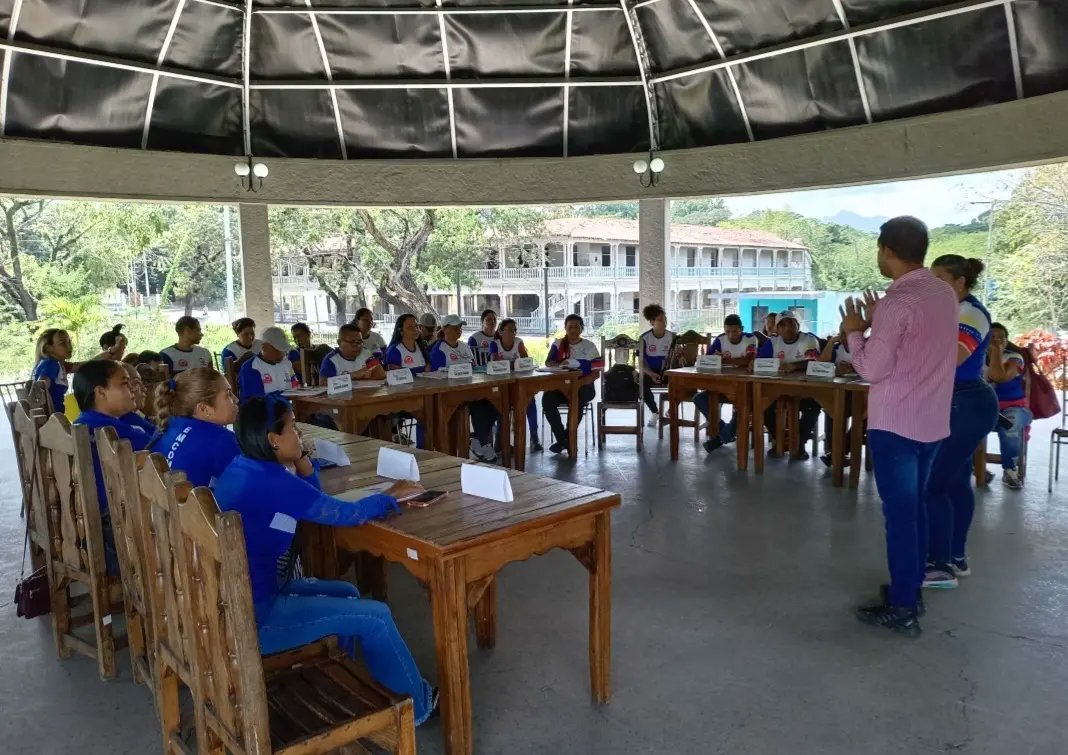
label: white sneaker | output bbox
[646,416,659,428]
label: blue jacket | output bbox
[32,357,68,413]
[74,410,153,514]
[213,455,400,606]
[150,417,240,488]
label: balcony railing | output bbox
[467,265,808,285]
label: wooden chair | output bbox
[138,453,204,753]
[37,413,124,679]
[96,427,155,691]
[10,400,51,572]
[597,334,643,450]
[174,484,417,754]
[27,377,54,415]
[225,352,255,393]
[656,331,712,442]
[0,378,24,406]
[300,348,321,387]
[140,363,170,421]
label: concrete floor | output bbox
[1,414,1067,755]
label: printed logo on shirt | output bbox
[450,352,459,361]
[777,351,786,361]
[178,360,188,368]
[263,374,273,384]
[404,355,414,364]
[648,345,658,353]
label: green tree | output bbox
[672,198,730,226]
[572,202,638,219]
[155,205,234,314]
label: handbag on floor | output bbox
[13,519,50,618]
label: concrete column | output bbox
[238,203,274,327]
[638,198,671,315]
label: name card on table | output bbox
[753,357,780,375]
[461,463,513,502]
[695,354,722,371]
[514,357,536,373]
[326,373,353,396]
[806,361,837,380]
[377,447,420,481]
[448,363,473,379]
[312,438,351,468]
[386,368,414,386]
[486,360,511,376]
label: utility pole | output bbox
[142,249,152,304]
[543,252,550,338]
[223,205,235,321]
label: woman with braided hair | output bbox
[148,367,240,487]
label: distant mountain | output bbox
[824,211,889,233]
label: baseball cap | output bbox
[261,326,291,352]
[419,313,437,328]
[777,310,799,324]
[440,314,464,327]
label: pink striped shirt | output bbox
[847,268,958,443]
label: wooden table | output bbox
[510,369,584,469]
[843,381,870,489]
[750,373,856,486]
[298,424,620,755]
[425,373,514,464]
[664,367,752,470]
[291,382,437,442]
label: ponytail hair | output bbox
[99,323,126,349]
[931,254,985,292]
[155,367,229,431]
[72,360,123,412]
[34,328,66,367]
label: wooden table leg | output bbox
[430,559,472,755]
[589,512,611,704]
[473,577,497,650]
[669,380,681,461]
[567,379,579,459]
[513,386,528,472]
[850,394,866,489]
[495,390,511,469]
[354,552,388,601]
[753,382,765,473]
[453,405,470,458]
[785,398,799,458]
[831,389,846,487]
[736,385,750,472]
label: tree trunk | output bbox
[184,292,194,316]
[333,294,348,326]
[2,205,39,321]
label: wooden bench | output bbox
[173,482,416,754]
[9,400,50,572]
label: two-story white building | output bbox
[276,217,812,334]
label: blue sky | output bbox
[723,168,1023,228]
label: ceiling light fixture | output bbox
[633,153,664,188]
[234,155,269,192]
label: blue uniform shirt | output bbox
[74,410,152,514]
[150,417,240,487]
[955,295,992,384]
[213,455,399,606]
[121,412,158,436]
[32,357,68,412]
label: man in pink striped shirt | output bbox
[842,216,958,637]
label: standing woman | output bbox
[468,309,498,366]
[353,307,388,356]
[924,255,999,588]
[491,318,541,451]
[213,395,437,724]
[542,314,602,454]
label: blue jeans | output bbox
[868,430,940,610]
[995,406,1032,471]
[926,381,999,565]
[525,399,539,440]
[692,391,737,443]
[255,578,434,724]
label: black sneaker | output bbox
[767,448,782,459]
[790,449,810,462]
[549,440,569,454]
[427,686,441,721]
[820,453,833,468]
[879,584,926,617]
[531,438,544,452]
[855,603,922,637]
[703,438,723,454]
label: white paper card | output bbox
[448,363,473,379]
[377,447,420,481]
[326,373,353,396]
[486,360,511,376]
[386,368,414,386]
[461,463,513,502]
[696,354,722,371]
[753,357,780,375]
[312,438,351,467]
[806,361,837,379]
[514,357,535,373]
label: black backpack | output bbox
[602,363,640,404]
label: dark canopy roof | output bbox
[0,0,1065,160]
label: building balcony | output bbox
[459,265,811,289]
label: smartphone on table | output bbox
[403,490,447,507]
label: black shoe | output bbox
[820,453,833,467]
[767,448,782,459]
[703,438,723,454]
[531,438,544,452]
[856,603,922,637]
[879,584,926,617]
[984,470,995,485]
[549,440,569,454]
[790,450,810,462]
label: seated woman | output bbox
[491,318,541,452]
[431,315,499,462]
[639,304,674,429]
[72,360,153,574]
[238,327,300,402]
[151,368,240,487]
[222,317,262,369]
[467,309,497,366]
[319,324,386,384]
[694,313,758,453]
[119,362,158,435]
[816,327,856,468]
[353,307,388,356]
[384,314,429,374]
[542,314,603,455]
[986,322,1031,490]
[213,395,437,724]
[32,328,112,414]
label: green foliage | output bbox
[672,198,730,226]
[572,202,637,220]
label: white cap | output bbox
[440,314,464,327]
[777,310,799,324]
[261,326,291,352]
